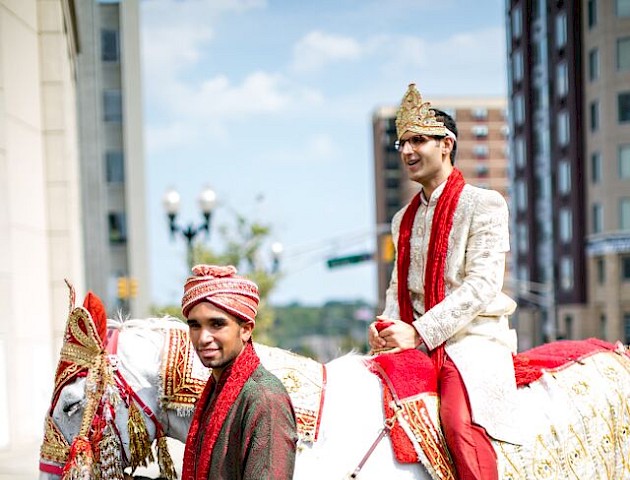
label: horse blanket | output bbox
[369,339,630,480]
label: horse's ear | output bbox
[82,291,107,346]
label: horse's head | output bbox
[39,284,180,480]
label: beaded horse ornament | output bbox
[40,282,176,480]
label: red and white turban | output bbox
[181,264,260,323]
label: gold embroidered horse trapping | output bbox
[159,329,326,443]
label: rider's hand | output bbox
[368,320,388,350]
[371,318,422,354]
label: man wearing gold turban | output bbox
[368,84,521,479]
[180,264,297,480]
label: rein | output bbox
[346,361,403,479]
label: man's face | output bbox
[187,301,253,380]
[398,132,452,186]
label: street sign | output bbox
[326,252,373,269]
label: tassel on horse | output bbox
[156,432,178,480]
[61,435,93,480]
[98,422,125,480]
[127,400,154,470]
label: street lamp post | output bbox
[270,241,284,274]
[163,186,217,268]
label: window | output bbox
[591,101,600,132]
[593,203,603,233]
[619,145,630,179]
[515,180,527,212]
[517,223,528,253]
[564,315,573,339]
[622,256,630,280]
[473,145,489,158]
[385,177,399,189]
[513,50,523,83]
[532,0,540,19]
[105,151,124,183]
[559,208,573,243]
[557,110,569,146]
[472,108,488,120]
[556,62,568,97]
[596,257,605,284]
[514,94,524,125]
[514,137,525,168]
[108,212,127,244]
[560,256,574,290]
[592,151,602,183]
[588,0,597,28]
[512,6,522,39]
[556,12,567,49]
[517,266,529,287]
[472,125,489,138]
[101,29,119,62]
[617,0,630,17]
[531,42,540,67]
[600,314,607,338]
[624,313,630,344]
[589,48,600,81]
[103,90,122,123]
[476,163,490,177]
[620,198,630,230]
[618,92,630,123]
[558,161,571,194]
[617,37,630,71]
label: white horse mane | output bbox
[107,315,188,332]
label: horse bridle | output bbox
[40,327,174,479]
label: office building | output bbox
[505,0,630,347]
[75,0,149,317]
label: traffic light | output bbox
[129,278,138,298]
[381,234,395,262]
[326,252,373,269]
[117,277,129,299]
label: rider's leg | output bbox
[438,356,498,480]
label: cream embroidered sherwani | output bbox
[382,181,522,444]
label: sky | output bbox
[140,0,508,308]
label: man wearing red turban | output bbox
[181,265,297,480]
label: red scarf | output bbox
[182,341,260,480]
[397,168,465,372]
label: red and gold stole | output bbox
[182,341,260,480]
[397,168,465,372]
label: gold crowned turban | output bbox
[395,83,448,141]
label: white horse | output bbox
[40,302,630,480]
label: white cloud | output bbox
[140,0,268,97]
[164,71,323,120]
[291,31,362,73]
[143,70,324,153]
